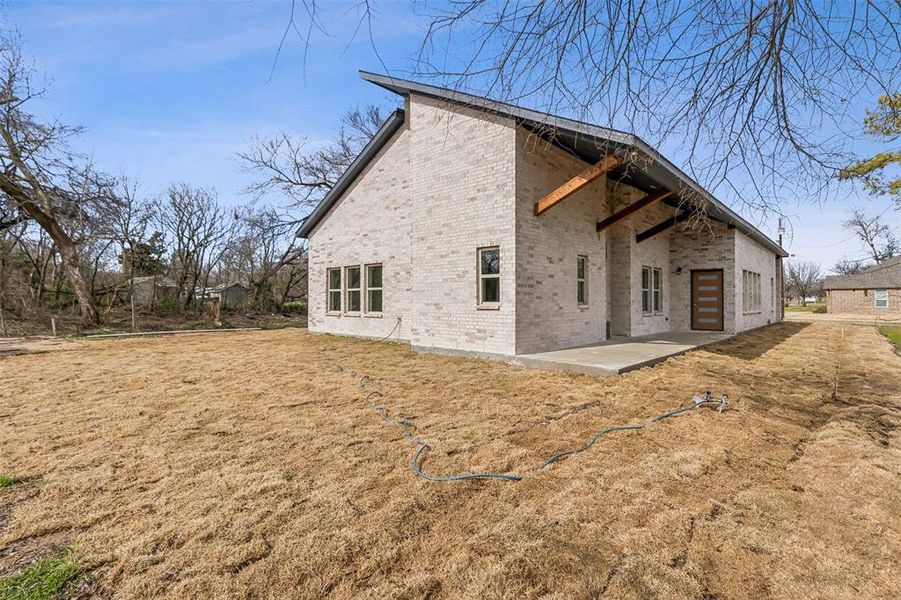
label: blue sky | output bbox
[3,0,898,271]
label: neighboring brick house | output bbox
[296,72,787,358]
[823,257,901,315]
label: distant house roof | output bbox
[297,71,787,258]
[207,282,247,293]
[132,275,176,287]
[823,257,901,290]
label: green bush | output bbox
[813,305,827,313]
[282,300,307,314]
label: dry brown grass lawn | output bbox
[1,322,900,598]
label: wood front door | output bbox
[691,269,724,331]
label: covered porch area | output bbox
[513,331,731,376]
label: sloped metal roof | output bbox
[299,71,787,258]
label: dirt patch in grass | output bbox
[1,322,900,598]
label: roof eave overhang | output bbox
[359,71,788,258]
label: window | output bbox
[641,266,662,314]
[344,266,361,313]
[478,247,500,305]
[743,270,761,313]
[577,256,588,305]
[366,264,383,313]
[770,277,775,313]
[327,268,341,313]
[875,289,888,308]
[652,267,662,313]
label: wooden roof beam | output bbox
[596,189,672,232]
[534,154,622,216]
[635,210,694,243]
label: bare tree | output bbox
[239,104,387,211]
[155,183,235,310]
[785,260,823,306]
[107,179,155,329]
[397,1,901,212]
[831,257,868,276]
[843,208,899,264]
[0,34,118,326]
[224,207,307,311]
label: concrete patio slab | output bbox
[513,331,731,376]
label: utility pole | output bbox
[778,218,785,319]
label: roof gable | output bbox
[297,72,787,258]
[296,108,405,238]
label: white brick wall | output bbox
[734,230,780,330]
[406,95,518,355]
[513,130,610,354]
[307,120,413,340]
[629,200,676,336]
[668,221,736,333]
[307,93,781,355]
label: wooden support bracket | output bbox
[635,210,694,243]
[596,189,672,232]
[534,155,621,216]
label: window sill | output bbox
[363,312,383,318]
[326,311,341,317]
[477,304,501,311]
[742,311,762,315]
[343,312,361,317]
[578,304,590,310]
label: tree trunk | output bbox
[55,234,100,326]
[2,185,101,326]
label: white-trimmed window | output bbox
[770,277,775,313]
[652,267,662,313]
[642,266,662,314]
[743,270,761,313]
[478,247,500,305]
[366,264,383,313]
[344,266,361,313]
[875,289,888,308]
[327,268,341,313]
[577,256,588,306]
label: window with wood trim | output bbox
[366,264,383,313]
[478,247,500,305]
[327,268,341,313]
[344,266,361,313]
[875,289,888,308]
[577,256,588,305]
[642,266,662,314]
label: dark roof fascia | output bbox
[296,108,406,238]
[359,71,788,257]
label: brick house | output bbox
[296,72,787,359]
[823,257,901,315]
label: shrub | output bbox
[813,305,827,313]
